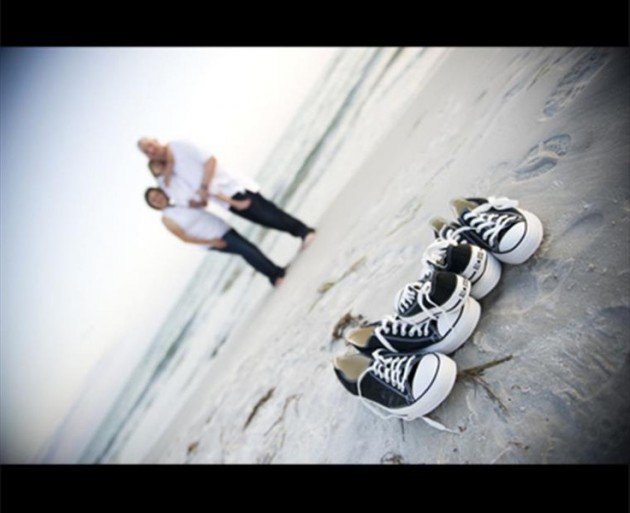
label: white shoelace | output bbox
[397,281,446,321]
[422,238,453,269]
[417,224,476,279]
[370,350,415,393]
[461,196,520,247]
[437,223,473,245]
[378,315,432,339]
[357,350,458,433]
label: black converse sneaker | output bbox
[394,271,470,324]
[346,294,480,355]
[450,196,543,265]
[333,349,457,422]
[423,217,502,299]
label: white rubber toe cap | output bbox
[494,209,544,264]
[412,354,441,398]
[498,221,526,253]
[409,353,457,417]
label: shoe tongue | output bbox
[465,197,486,206]
[458,206,473,221]
[436,223,453,239]
[440,222,460,239]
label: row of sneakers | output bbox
[332,196,544,425]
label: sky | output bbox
[0,47,337,463]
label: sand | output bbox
[142,47,629,464]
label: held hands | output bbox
[188,199,208,208]
[211,239,227,249]
[197,188,210,202]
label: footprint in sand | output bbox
[535,257,575,297]
[496,257,575,314]
[541,48,610,120]
[499,271,540,313]
[556,210,605,254]
[514,134,571,181]
[593,306,630,340]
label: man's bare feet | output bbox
[301,230,317,250]
[273,277,285,287]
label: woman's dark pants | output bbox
[212,228,285,285]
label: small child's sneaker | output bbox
[450,196,543,265]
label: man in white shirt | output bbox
[138,137,316,249]
[148,159,250,211]
[145,187,286,286]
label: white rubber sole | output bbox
[494,209,544,265]
[420,297,481,355]
[376,353,457,420]
[470,253,502,299]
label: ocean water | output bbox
[80,47,449,463]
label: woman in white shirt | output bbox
[145,187,286,287]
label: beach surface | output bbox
[134,48,629,464]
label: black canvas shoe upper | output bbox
[334,350,426,409]
[350,315,452,354]
[455,197,524,253]
[395,271,459,319]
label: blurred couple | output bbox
[138,138,316,287]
